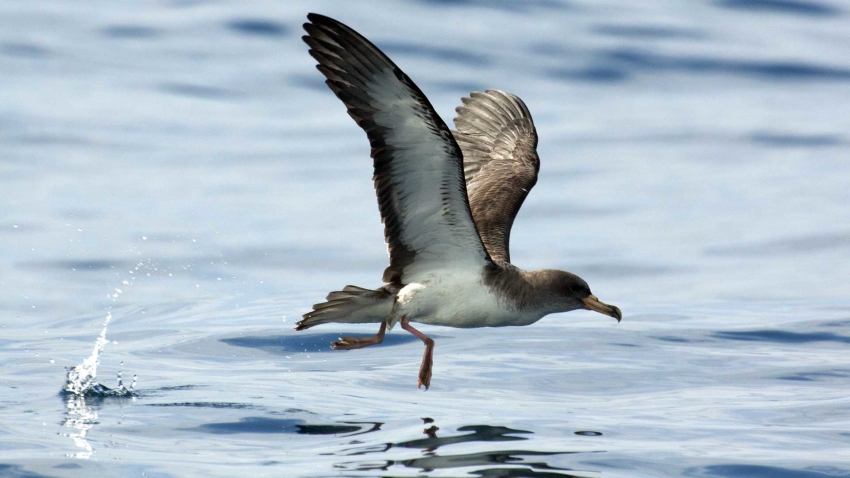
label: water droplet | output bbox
[142,236,147,240]
[13,224,18,228]
[50,359,55,364]
[575,430,602,436]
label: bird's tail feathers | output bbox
[296,285,394,331]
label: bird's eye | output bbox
[569,283,588,295]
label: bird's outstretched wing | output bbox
[303,14,491,284]
[452,90,540,263]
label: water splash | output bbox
[63,312,136,397]
[61,312,137,458]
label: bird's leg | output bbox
[400,316,434,390]
[332,321,386,350]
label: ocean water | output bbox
[2,0,850,476]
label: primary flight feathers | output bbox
[303,13,490,286]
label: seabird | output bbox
[296,13,622,390]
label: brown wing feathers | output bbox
[453,90,540,263]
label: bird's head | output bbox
[543,270,622,322]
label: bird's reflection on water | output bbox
[334,419,601,477]
[296,422,382,436]
[340,422,530,455]
[59,392,135,459]
[60,395,99,459]
[58,390,600,477]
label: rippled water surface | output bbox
[2,1,850,477]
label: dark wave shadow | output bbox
[607,48,850,80]
[713,330,850,344]
[777,369,850,381]
[413,0,569,13]
[549,67,629,83]
[704,232,850,256]
[101,25,161,39]
[1,42,51,59]
[821,318,850,327]
[432,80,488,94]
[19,259,130,271]
[593,24,704,40]
[226,18,288,37]
[603,49,850,80]
[750,132,844,147]
[550,48,850,83]
[698,464,850,477]
[184,417,380,436]
[573,262,684,278]
[152,384,201,392]
[19,245,375,275]
[53,463,82,470]
[158,82,241,101]
[715,0,842,17]
[380,41,491,66]
[220,332,426,354]
[654,335,695,343]
[289,73,327,91]
[146,402,256,409]
[521,204,626,219]
[0,464,53,478]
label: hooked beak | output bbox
[582,295,622,323]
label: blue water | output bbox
[2,1,850,477]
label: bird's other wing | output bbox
[452,90,540,263]
[302,14,491,284]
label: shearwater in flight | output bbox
[296,13,621,390]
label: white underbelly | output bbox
[394,272,542,328]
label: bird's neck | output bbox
[482,262,562,313]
